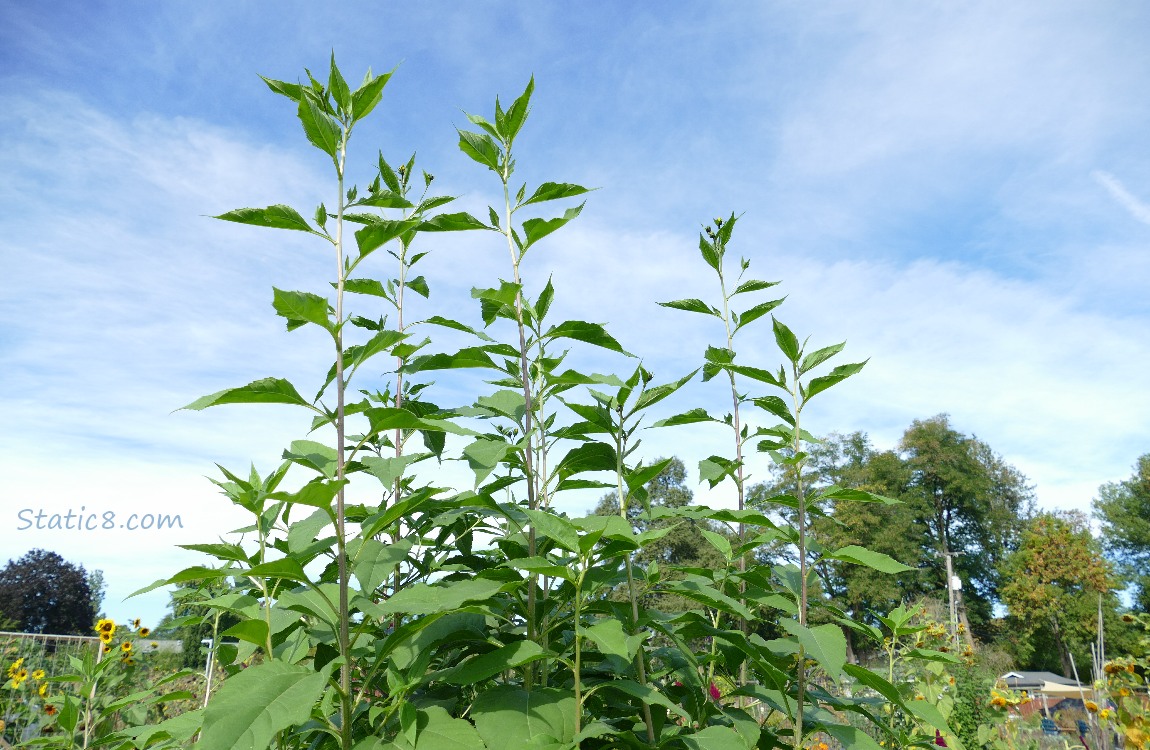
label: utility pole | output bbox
[944,550,960,649]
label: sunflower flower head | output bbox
[120,641,132,654]
[138,627,151,638]
[32,669,45,680]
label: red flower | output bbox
[935,730,948,747]
[709,682,721,701]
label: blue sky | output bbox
[2,2,1149,628]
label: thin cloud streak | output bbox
[1093,170,1150,226]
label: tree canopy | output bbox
[0,549,97,635]
[1094,453,1150,612]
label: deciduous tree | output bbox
[1094,453,1150,612]
[0,549,97,635]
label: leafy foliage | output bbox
[0,549,97,635]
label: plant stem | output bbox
[615,428,656,744]
[334,127,352,750]
[791,362,807,750]
[501,172,541,687]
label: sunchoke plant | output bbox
[128,56,964,750]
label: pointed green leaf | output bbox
[582,619,642,661]
[699,234,721,272]
[732,279,779,295]
[418,211,491,232]
[458,130,502,172]
[778,620,847,680]
[407,275,430,298]
[297,96,341,159]
[353,537,413,592]
[273,288,330,330]
[819,724,884,750]
[522,509,580,553]
[634,369,698,411]
[214,205,316,234]
[327,53,351,112]
[198,661,328,750]
[771,317,800,363]
[182,378,312,411]
[355,219,420,257]
[799,342,845,375]
[260,77,303,102]
[727,365,784,388]
[471,686,576,750]
[351,70,392,121]
[556,441,618,479]
[734,298,785,333]
[283,439,338,478]
[356,191,413,209]
[220,619,269,648]
[657,298,721,317]
[829,545,913,574]
[463,437,512,485]
[518,182,591,208]
[344,278,392,301]
[503,77,534,140]
[244,558,308,582]
[421,316,496,342]
[543,320,630,355]
[378,577,507,616]
[651,408,715,428]
[522,203,584,249]
[804,361,867,400]
[270,478,346,510]
[443,640,548,686]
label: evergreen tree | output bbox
[0,549,97,635]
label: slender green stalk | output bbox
[791,362,807,750]
[334,126,352,750]
[715,242,751,693]
[614,428,656,744]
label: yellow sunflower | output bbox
[38,683,47,698]
[139,627,151,638]
[32,669,45,680]
[120,642,132,654]
[99,630,113,644]
[95,619,116,638]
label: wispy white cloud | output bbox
[1093,170,1150,226]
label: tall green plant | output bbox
[125,55,965,750]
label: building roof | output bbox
[1000,671,1083,690]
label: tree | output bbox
[1000,511,1113,677]
[1094,453,1150,612]
[0,549,97,635]
[898,415,1034,629]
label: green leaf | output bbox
[772,317,800,363]
[355,219,420,257]
[522,203,584,249]
[843,664,906,707]
[634,369,698,411]
[734,298,784,333]
[732,279,779,295]
[582,619,642,661]
[270,478,345,510]
[327,53,351,113]
[378,577,506,616]
[365,407,430,433]
[829,545,913,574]
[128,566,230,597]
[555,441,618,479]
[422,316,496,342]
[443,640,548,686]
[601,680,691,721]
[297,96,341,160]
[657,298,720,317]
[458,130,502,172]
[536,276,555,321]
[463,437,512,485]
[198,661,327,750]
[182,377,312,411]
[283,439,338,478]
[778,620,847,681]
[651,408,715,428]
[818,486,900,505]
[214,205,316,234]
[407,275,430,298]
[418,212,491,232]
[471,686,576,750]
[699,234,721,271]
[522,509,580,553]
[543,320,630,355]
[412,706,489,750]
[683,726,753,750]
[518,182,591,208]
[906,648,961,663]
[667,578,754,619]
[356,191,413,209]
[353,537,413,592]
[698,455,738,489]
[352,330,406,368]
[260,77,303,102]
[700,529,733,560]
[820,724,884,750]
[362,453,427,488]
[245,558,308,582]
[344,278,391,299]
[351,70,392,121]
[752,395,795,425]
[178,542,249,563]
[799,342,845,375]
[804,361,868,400]
[727,365,784,388]
[503,77,535,141]
[220,619,269,648]
[273,288,330,330]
